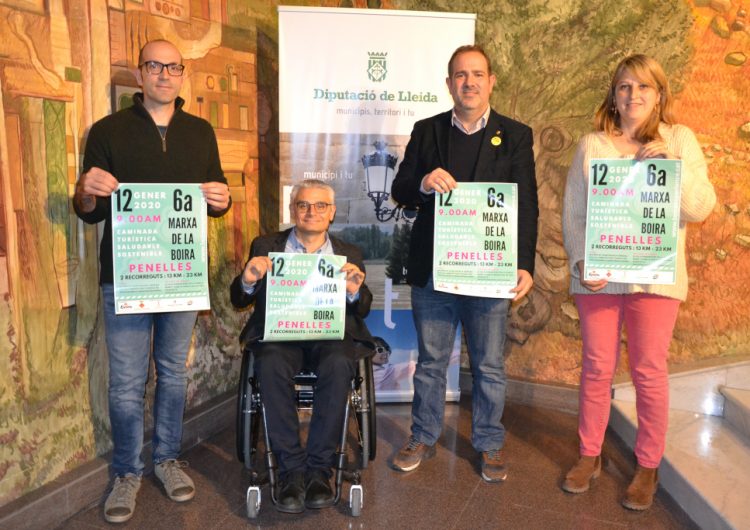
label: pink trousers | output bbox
[574,293,680,468]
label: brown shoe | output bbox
[480,449,507,482]
[561,455,601,493]
[391,436,435,472]
[622,464,658,510]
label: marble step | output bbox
[720,386,750,443]
[610,400,750,530]
[612,361,750,417]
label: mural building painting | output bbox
[0,0,259,504]
[0,0,748,512]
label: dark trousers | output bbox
[253,338,356,476]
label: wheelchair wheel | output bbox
[246,486,260,519]
[349,484,363,517]
[236,348,259,466]
[364,358,377,462]
[236,348,249,461]
[355,358,377,467]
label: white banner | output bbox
[279,6,475,135]
[279,6,475,402]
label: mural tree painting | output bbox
[408,0,693,133]
[403,0,708,381]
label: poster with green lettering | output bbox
[111,183,209,314]
[584,158,681,284]
[263,252,347,341]
[433,182,518,298]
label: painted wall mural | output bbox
[400,0,750,383]
[276,0,750,385]
[0,0,259,505]
[0,0,749,509]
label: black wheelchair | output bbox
[235,346,377,518]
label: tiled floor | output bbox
[59,398,696,529]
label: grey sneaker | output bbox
[155,459,195,502]
[391,436,436,472]
[104,474,141,523]
[480,449,507,482]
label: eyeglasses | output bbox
[295,201,333,213]
[139,60,185,76]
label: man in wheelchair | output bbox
[230,179,374,514]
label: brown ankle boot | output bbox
[561,455,601,493]
[622,464,658,510]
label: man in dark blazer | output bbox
[230,179,373,514]
[390,45,538,482]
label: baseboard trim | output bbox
[459,370,580,414]
[0,392,236,530]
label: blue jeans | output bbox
[411,279,510,452]
[102,284,197,476]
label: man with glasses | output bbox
[230,179,374,514]
[73,39,230,523]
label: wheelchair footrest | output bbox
[339,469,361,484]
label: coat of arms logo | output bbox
[367,52,388,82]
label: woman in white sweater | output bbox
[561,54,716,510]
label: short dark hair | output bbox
[137,39,181,66]
[448,45,492,77]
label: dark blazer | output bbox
[230,229,375,359]
[391,109,538,288]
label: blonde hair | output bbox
[594,54,676,143]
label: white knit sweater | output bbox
[562,124,716,301]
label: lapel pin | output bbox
[491,135,502,146]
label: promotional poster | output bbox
[111,183,209,314]
[433,183,518,297]
[263,252,347,341]
[584,159,681,284]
